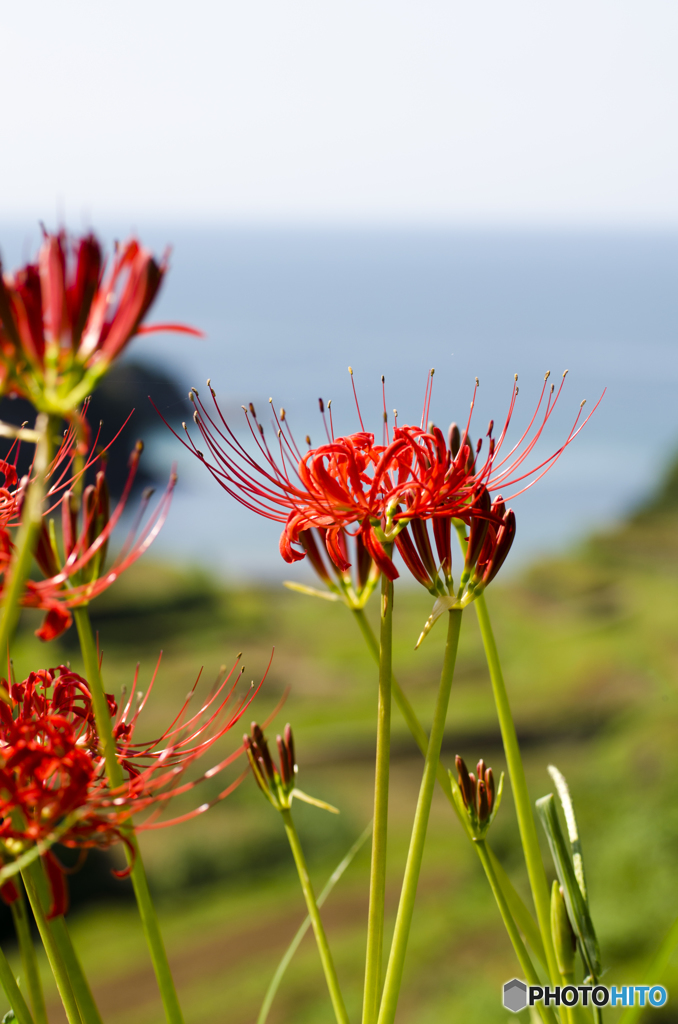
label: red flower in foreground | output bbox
[0,229,201,413]
[166,369,600,591]
[0,659,265,912]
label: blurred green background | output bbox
[6,455,678,1024]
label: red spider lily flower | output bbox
[0,441,176,641]
[0,658,266,911]
[104,651,269,829]
[0,229,202,414]
[161,384,453,582]
[0,668,101,911]
[165,369,600,593]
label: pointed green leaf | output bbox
[282,582,340,602]
[548,765,588,903]
[291,789,340,814]
[536,794,601,979]
[489,771,505,825]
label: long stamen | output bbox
[500,390,605,499]
[421,368,435,431]
[488,371,565,487]
[319,398,332,444]
[348,366,365,431]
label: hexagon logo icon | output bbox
[503,978,528,1013]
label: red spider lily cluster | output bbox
[170,369,598,595]
[0,660,263,912]
[0,229,201,414]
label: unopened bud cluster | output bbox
[451,755,503,838]
[244,722,297,811]
[459,486,516,597]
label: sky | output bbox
[1,1,677,225]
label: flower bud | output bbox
[551,880,577,976]
[431,515,452,583]
[455,755,475,812]
[465,488,491,571]
[477,779,490,823]
[448,422,461,458]
[410,519,439,584]
[395,524,437,592]
[244,722,338,816]
[451,754,504,838]
[34,523,60,578]
[61,489,79,560]
[244,721,296,810]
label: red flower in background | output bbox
[0,229,201,414]
[27,445,176,641]
[0,431,176,641]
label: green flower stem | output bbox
[73,606,185,1024]
[353,605,458,810]
[352,607,429,764]
[22,859,101,1024]
[362,573,394,1024]
[0,413,56,671]
[377,609,462,1024]
[559,973,577,1024]
[73,608,120,782]
[474,593,560,987]
[474,841,558,1024]
[0,941,34,1024]
[49,918,102,1024]
[258,823,372,1024]
[351,607,546,967]
[280,808,350,1024]
[11,893,48,1024]
[21,865,81,1024]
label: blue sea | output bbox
[1,225,677,581]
